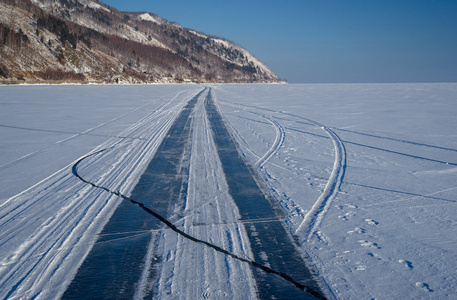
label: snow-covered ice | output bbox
[1,83,456,299]
[214,83,457,299]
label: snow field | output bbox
[213,83,457,299]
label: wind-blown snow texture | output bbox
[1,83,456,299]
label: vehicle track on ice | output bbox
[63,89,206,299]
[0,88,200,300]
[67,88,330,299]
[0,100,155,172]
[293,119,346,242]
[218,100,346,243]
[204,90,328,299]
[254,116,286,168]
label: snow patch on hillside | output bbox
[212,38,232,49]
[81,0,110,12]
[138,13,161,24]
[189,30,208,39]
[211,38,278,78]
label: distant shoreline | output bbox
[0,80,287,85]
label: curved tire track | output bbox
[255,116,285,168]
[294,120,346,242]
[218,100,346,242]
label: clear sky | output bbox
[100,0,457,83]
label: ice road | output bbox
[1,83,456,299]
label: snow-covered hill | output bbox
[0,0,282,83]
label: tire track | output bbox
[0,89,202,300]
[0,100,154,171]
[218,100,347,242]
[206,90,329,299]
[294,121,346,242]
[68,89,329,299]
[254,116,285,168]
[63,89,205,299]
[220,111,289,171]
[71,149,328,300]
[334,127,457,153]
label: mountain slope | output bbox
[0,0,283,83]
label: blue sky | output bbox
[101,0,457,83]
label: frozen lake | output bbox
[1,83,456,299]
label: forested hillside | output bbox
[0,0,282,83]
